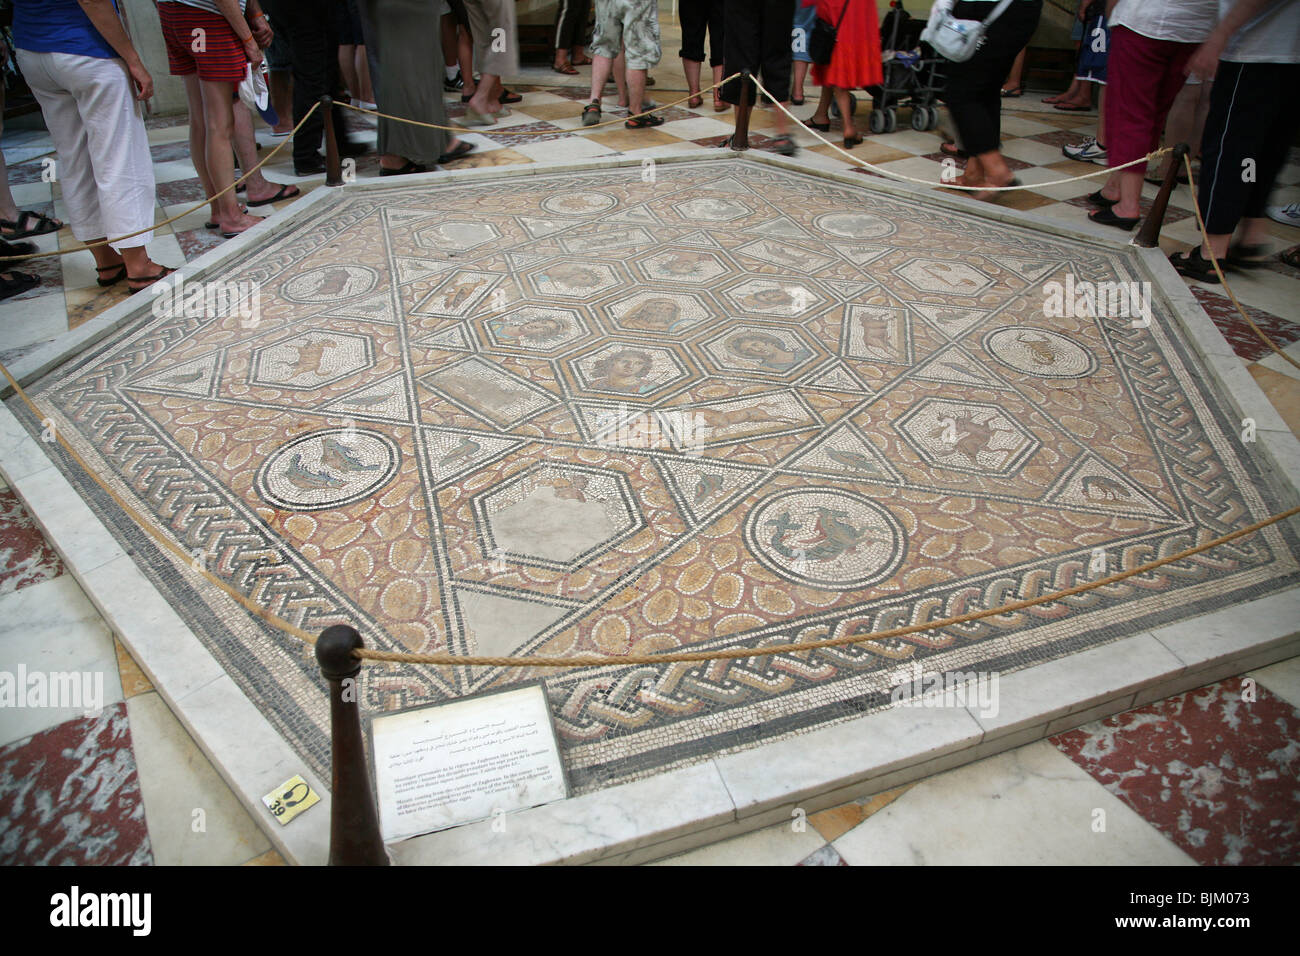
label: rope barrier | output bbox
[0,101,322,264]
[749,74,1167,191]
[338,71,745,135]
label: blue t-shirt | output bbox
[13,0,121,60]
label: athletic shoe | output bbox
[1266,201,1300,228]
[444,70,463,92]
[1063,137,1107,165]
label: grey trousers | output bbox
[363,0,450,164]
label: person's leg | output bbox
[613,49,630,106]
[626,67,647,114]
[758,0,792,137]
[1236,64,1299,250]
[231,101,297,204]
[680,0,706,104]
[200,80,260,233]
[810,84,832,125]
[793,61,809,103]
[1002,48,1026,93]
[63,53,169,282]
[13,51,95,239]
[834,87,856,141]
[181,75,217,216]
[1188,61,1254,262]
[338,43,360,100]
[0,84,19,224]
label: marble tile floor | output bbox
[1,65,1298,865]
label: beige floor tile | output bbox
[587,127,682,151]
[241,848,288,865]
[1248,364,1300,436]
[518,101,587,122]
[126,691,271,866]
[809,786,912,843]
[114,635,154,698]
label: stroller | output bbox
[864,0,946,133]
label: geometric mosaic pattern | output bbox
[15,159,1299,794]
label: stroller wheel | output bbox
[911,106,929,131]
[925,107,940,131]
[869,109,886,135]
[884,107,898,134]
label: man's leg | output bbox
[627,67,647,115]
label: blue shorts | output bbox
[791,4,817,64]
[1076,13,1110,84]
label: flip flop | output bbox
[1053,103,1092,112]
[96,263,128,287]
[437,141,476,164]
[0,210,63,239]
[1000,87,1024,97]
[245,183,301,207]
[0,270,40,300]
[380,160,431,177]
[0,238,37,256]
[553,63,579,75]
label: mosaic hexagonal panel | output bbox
[18,159,1298,796]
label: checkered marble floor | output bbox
[2,78,1298,866]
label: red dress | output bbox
[807,0,883,89]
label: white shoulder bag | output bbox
[922,0,1016,62]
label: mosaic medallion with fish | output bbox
[255,427,400,511]
[280,265,379,303]
[744,488,906,590]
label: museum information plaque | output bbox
[371,684,568,842]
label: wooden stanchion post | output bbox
[1134,143,1190,248]
[321,95,344,187]
[315,625,388,865]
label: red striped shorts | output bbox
[157,3,247,84]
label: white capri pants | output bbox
[15,50,156,250]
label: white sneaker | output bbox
[1064,137,1108,165]
[1266,201,1300,228]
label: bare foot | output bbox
[215,210,261,235]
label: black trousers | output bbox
[942,0,1042,155]
[720,0,795,105]
[1197,60,1300,235]
[264,0,349,167]
[553,0,590,51]
[680,0,725,66]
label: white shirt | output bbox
[1221,0,1300,63]
[1111,0,1219,42]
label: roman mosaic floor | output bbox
[9,154,1299,815]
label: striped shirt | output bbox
[165,0,250,14]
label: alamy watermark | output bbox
[0,665,104,716]
[150,274,261,327]
[887,661,999,718]
[1042,274,1151,328]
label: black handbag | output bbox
[810,0,852,66]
